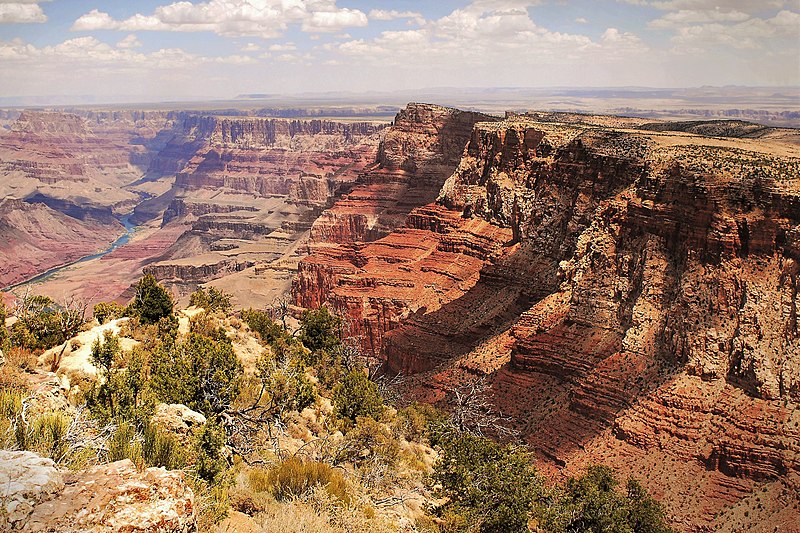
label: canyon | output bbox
[293,105,800,530]
[1,102,798,530]
[0,109,385,307]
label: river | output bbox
[3,214,139,291]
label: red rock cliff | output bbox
[293,111,800,530]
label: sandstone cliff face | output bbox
[307,103,495,245]
[293,110,800,529]
[145,115,385,305]
[164,115,384,204]
[0,111,180,210]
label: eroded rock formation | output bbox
[25,459,196,532]
[307,103,495,245]
[293,109,800,530]
[0,450,195,532]
[146,114,386,304]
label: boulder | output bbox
[152,403,207,437]
[25,459,196,532]
[0,450,64,530]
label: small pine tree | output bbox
[332,369,383,424]
[535,465,675,533]
[299,307,341,356]
[189,287,232,313]
[93,301,125,324]
[150,332,242,417]
[431,430,542,532]
[130,274,173,325]
[195,421,227,483]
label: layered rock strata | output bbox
[293,110,800,530]
[145,115,386,304]
[307,103,495,245]
[0,197,123,288]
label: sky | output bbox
[0,0,798,103]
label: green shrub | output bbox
[431,430,542,533]
[8,294,85,351]
[332,369,383,425]
[107,421,142,466]
[190,287,232,313]
[93,302,125,324]
[253,354,317,419]
[535,465,675,533]
[299,307,341,362]
[85,334,153,423]
[335,416,399,467]
[91,330,121,374]
[394,402,446,442]
[195,421,228,483]
[150,332,242,417]
[129,274,174,325]
[247,467,272,493]
[142,422,185,469]
[267,456,350,504]
[0,302,9,352]
[28,412,70,462]
[241,308,288,346]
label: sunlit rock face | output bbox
[294,109,800,530]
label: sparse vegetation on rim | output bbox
[0,278,675,531]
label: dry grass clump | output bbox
[261,456,351,504]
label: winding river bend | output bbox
[3,214,139,291]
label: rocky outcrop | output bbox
[293,110,800,530]
[308,103,495,245]
[180,115,384,148]
[145,257,255,284]
[152,403,207,446]
[24,459,196,532]
[0,451,64,530]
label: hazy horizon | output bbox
[1,1,798,105]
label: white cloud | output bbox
[240,42,260,52]
[575,17,588,23]
[332,1,645,64]
[301,9,367,33]
[72,1,368,38]
[650,8,751,27]
[0,35,254,69]
[368,9,425,25]
[267,42,296,52]
[670,10,800,50]
[0,2,46,24]
[116,34,142,49]
[621,0,795,12]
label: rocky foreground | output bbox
[293,105,800,530]
[1,451,195,532]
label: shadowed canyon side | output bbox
[293,103,498,321]
[292,110,800,530]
